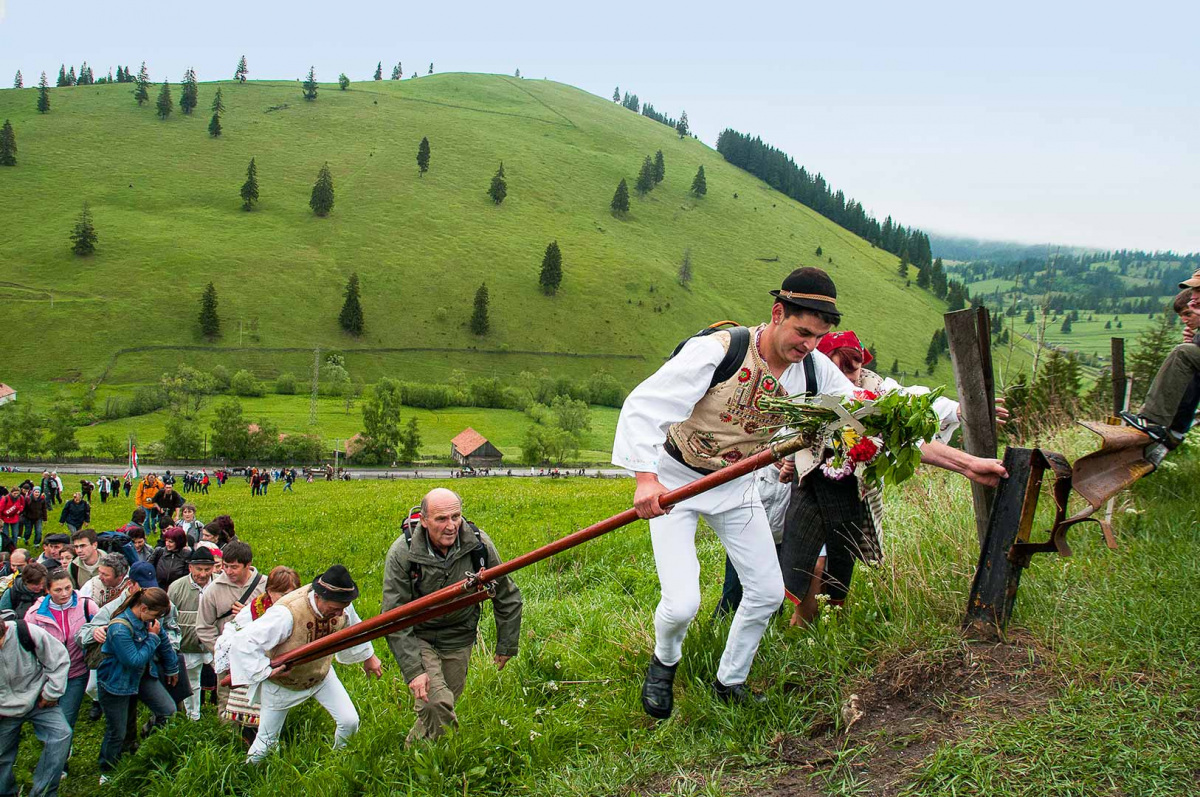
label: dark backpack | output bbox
[97,531,138,568]
[669,321,818,395]
[401,508,488,598]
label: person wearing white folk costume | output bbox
[615,267,1008,718]
[228,565,383,763]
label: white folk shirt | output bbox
[613,333,857,473]
[227,592,373,707]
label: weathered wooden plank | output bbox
[1111,337,1126,417]
[944,307,998,548]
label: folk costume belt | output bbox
[663,439,719,477]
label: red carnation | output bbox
[853,389,879,401]
[848,437,879,463]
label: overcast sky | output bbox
[2,0,1195,253]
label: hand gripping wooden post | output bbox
[944,307,999,549]
[268,435,812,673]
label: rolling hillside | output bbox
[1,73,963,405]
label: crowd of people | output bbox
[0,266,1194,794]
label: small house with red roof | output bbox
[450,427,503,468]
[0,384,14,407]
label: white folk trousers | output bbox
[246,670,359,763]
[650,453,784,685]
[181,652,212,721]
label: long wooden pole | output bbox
[945,307,998,549]
[267,435,810,672]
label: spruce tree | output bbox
[539,241,563,295]
[208,110,222,137]
[69,202,98,256]
[235,56,248,83]
[57,65,67,87]
[310,162,335,216]
[13,71,22,89]
[339,273,365,335]
[891,358,899,373]
[1060,316,1072,333]
[417,136,430,176]
[916,261,930,289]
[67,66,76,86]
[678,248,693,289]
[211,87,225,115]
[155,80,173,119]
[133,62,150,106]
[470,283,490,335]
[199,282,220,338]
[36,72,50,114]
[897,254,909,279]
[374,62,383,80]
[487,162,507,204]
[116,66,125,83]
[0,120,16,167]
[428,63,434,74]
[636,155,655,196]
[652,150,665,184]
[391,63,402,80]
[180,67,198,114]
[611,178,630,215]
[338,73,350,90]
[690,165,707,197]
[240,158,259,210]
[676,110,689,138]
[612,86,620,103]
[302,67,318,101]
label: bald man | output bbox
[381,488,523,743]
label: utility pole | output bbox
[333,438,341,475]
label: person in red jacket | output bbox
[0,492,25,550]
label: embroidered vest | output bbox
[666,325,794,471]
[267,585,347,690]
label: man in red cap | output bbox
[614,267,1006,720]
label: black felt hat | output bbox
[188,546,215,564]
[769,267,841,322]
[312,564,360,603]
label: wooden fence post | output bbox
[944,307,998,549]
[1110,338,1126,421]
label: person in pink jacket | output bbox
[26,568,99,731]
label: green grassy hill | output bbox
[1,73,960,406]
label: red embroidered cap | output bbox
[817,330,873,366]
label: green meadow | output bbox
[1,73,968,407]
[6,429,1197,795]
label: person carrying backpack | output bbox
[0,612,72,797]
[26,569,98,732]
[94,587,178,783]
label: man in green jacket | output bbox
[382,488,523,743]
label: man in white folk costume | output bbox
[228,565,383,762]
[615,267,1007,718]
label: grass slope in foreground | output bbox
[0,73,961,400]
[8,431,1197,795]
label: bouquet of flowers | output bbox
[758,387,943,491]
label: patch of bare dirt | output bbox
[762,632,1053,796]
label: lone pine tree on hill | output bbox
[240,158,259,210]
[636,156,655,196]
[678,248,693,289]
[180,67,198,114]
[133,62,150,106]
[199,282,220,339]
[428,63,434,74]
[211,87,225,114]
[302,67,318,101]
[339,273,365,336]
[470,283,490,335]
[155,80,173,119]
[539,241,563,295]
[676,110,689,138]
[338,73,350,90]
[310,162,335,216]
[417,136,431,176]
[488,162,507,204]
[653,150,665,184]
[13,71,22,89]
[612,86,620,102]
[611,178,630,215]
[208,109,222,137]
[897,254,909,279]
[36,72,50,113]
[69,202,98,256]
[0,120,16,167]
[235,56,248,83]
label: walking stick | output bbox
[263,435,811,674]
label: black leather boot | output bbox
[641,655,678,720]
[712,679,768,705]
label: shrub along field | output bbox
[8,430,1198,795]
